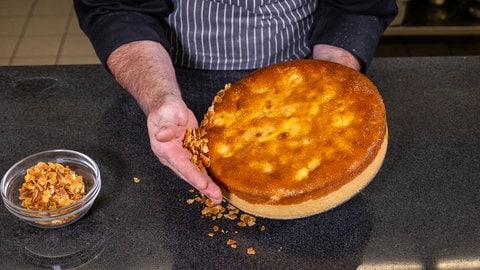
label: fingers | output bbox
[175,165,223,204]
[163,148,223,204]
[151,123,223,204]
[147,97,222,204]
[312,44,361,71]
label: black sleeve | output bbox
[309,0,398,72]
[73,0,174,67]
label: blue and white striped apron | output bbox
[166,0,318,70]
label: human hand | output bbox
[146,94,223,204]
[313,44,362,71]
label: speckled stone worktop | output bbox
[1,56,479,269]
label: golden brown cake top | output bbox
[200,59,387,205]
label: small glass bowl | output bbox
[1,149,101,229]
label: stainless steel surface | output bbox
[460,0,480,18]
[386,0,480,35]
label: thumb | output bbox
[154,120,179,142]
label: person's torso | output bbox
[166,0,318,70]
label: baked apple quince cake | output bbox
[184,59,388,219]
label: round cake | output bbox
[187,59,388,219]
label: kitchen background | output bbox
[0,0,479,66]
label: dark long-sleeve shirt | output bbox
[74,0,397,71]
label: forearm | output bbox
[107,40,181,115]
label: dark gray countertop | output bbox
[1,56,479,270]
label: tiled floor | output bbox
[0,0,479,67]
[0,0,99,66]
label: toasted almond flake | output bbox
[19,162,85,211]
[240,214,256,226]
[205,198,215,207]
[226,213,238,220]
[183,127,210,171]
[185,189,271,254]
